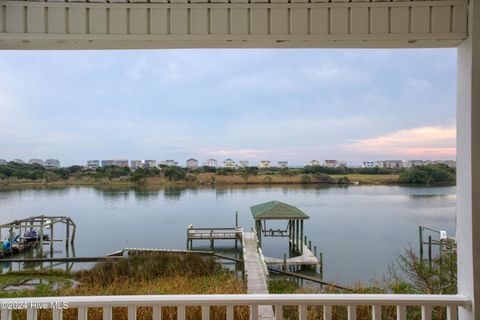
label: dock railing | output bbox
[0,294,470,320]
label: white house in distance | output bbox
[277,161,288,168]
[0,160,7,165]
[383,160,403,169]
[402,160,425,168]
[144,160,157,168]
[44,159,60,169]
[323,160,338,168]
[203,159,217,168]
[362,161,378,168]
[160,160,178,166]
[238,160,249,168]
[259,160,271,169]
[12,159,25,164]
[186,158,198,169]
[87,160,100,169]
[130,160,143,170]
[308,160,321,166]
[28,159,45,166]
[223,159,236,168]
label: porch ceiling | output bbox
[0,0,468,49]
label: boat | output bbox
[23,229,49,242]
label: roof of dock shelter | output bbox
[250,201,309,220]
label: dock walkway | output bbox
[242,232,275,320]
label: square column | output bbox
[457,0,480,318]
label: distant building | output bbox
[402,160,424,168]
[223,159,237,168]
[238,160,249,168]
[442,160,457,168]
[130,160,143,170]
[383,160,403,169]
[203,159,218,168]
[163,160,178,166]
[186,158,199,169]
[308,160,321,167]
[338,160,347,167]
[259,160,271,169]
[12,159,25,164]
[323,160,339,168]
[0,159,7,165]
[144,160,157,168]
[375,161,386,168]
[28,159,45,166]
[362,161,378,168]
[45,159,61,169]
[277,161,288,168]
[87,160,100,169]
[101,160,129,167]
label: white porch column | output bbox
[457,0,480,319]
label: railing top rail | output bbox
[0,294,470,308]
[188,227,242,231]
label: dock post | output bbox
[8,227,13,254]
[314,246,317,257]
[39,218,44,255]
[295,220,299,252]
[235,211,238,227]
[428,236,432,269]
[50,222,54,257]
[309,240,312,250]
[419,226,424,261]
[320,252,323,278]
[65,220,70,248]
[210,229,214,249]
[283,253,286,270]
[300,220,304,254]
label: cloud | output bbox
[345,126,456,159]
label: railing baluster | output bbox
[103,307,112,320]
[177,306,186,320]
[250,305,258,320]
[202,305,210,320]
[421,306,432,320]
[447,306,458,320]
[348,305,356,320]
[1,310,12,320]
[397,305,406,320]
[77,307,88,320]
[299,305,308,320]
[372,305,381,320]
[128,306,136,320]
[153,306,162,320]
[274,305,283,320]
[26,309,37,320]
[52,309,63,320]
[323,305,332,320]
[227,305,234,320]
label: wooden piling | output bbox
[419,226,424,261]
[428,235,432,269]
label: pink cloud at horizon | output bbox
[345,126,456,159]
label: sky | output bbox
[0,49,456,167]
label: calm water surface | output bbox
[0,185,456,284]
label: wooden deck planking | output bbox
[242,232,275,320]
[264,244,320,266]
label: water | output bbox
[0,185,456,285]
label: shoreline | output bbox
[0,173,455,188]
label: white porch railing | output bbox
[0,294,471,320]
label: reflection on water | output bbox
[0,184,456,284]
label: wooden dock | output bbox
[186,226,242,250]
[264,243,320,266]
[242,232,275,320]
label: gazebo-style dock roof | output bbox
[250,200,309,253]
[250,201,309,220]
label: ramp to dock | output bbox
[242,232,275,320]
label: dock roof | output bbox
[250,201,309,220]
